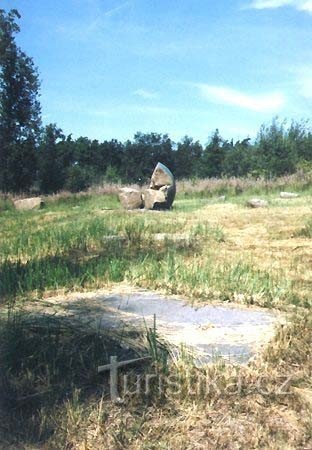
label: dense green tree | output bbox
[72,137,93,167]
[254,118,297,177]
[38,124,65,193]
[122,132,174,183]
[223,138,253,177]
[288,119,312,163]
[174,136,203,179]
[0,9,41,192]
[95,139,123,176]
[65,137,123,186]
[200,129,225,178]
[65,164,93,193]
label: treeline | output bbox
[36,120,312,193]
[1,9,312,194]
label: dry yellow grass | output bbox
[178,199,312,306]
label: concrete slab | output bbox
[96,292,283,365]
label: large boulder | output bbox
[118,187,143,210]
[144,163,176,210]
[14,197,44,210]
[144,185,175,210]
[150,162,175,190]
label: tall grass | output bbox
[0,188,304,306]
[1,310,311,448]
[0,310,150,446]
[0,194,14,212]
[295,218,312,238]
[128,253,291,307]
[176,170,312,198]
[0,213,291,307]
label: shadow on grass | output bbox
[0,309,150,447]
[0,236,199,301]
[0,252,127,300]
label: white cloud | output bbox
[246,0,312,13]
[249,0,293,8]
[133,89,158,99]
[196,84,285,112]
[104,1,132,18]
[300,0,312,12]
[56,1,134,41]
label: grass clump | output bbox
[0,194,14,212]
[128,255,289,307]
[0,309,151,447]
[295,218,312,238]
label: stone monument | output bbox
[119,162,176,210]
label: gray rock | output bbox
[153,233,190,243]
[280,192,299,199]
[102,235,126,243]
[247,198,268,208]
[118,187,143,210]
[14,197,44,210]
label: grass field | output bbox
[0,176,311,449]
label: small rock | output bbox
[280,192,299,199]
[102,236,125,242]
[118,187,143,210]
[247,198,268,208]
[153,233,189,242]
[14,197,44,210]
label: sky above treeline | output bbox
[3,0,312,144]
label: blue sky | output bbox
[3,0,312,143]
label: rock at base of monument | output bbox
[144,188,166,210]
[14,197,44,210]
[119,187,143,210]
[280,192,299,199]
[150,162,175,189]
[246,198,268,208]
[160,184,176,208]
[144,185,175,210]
